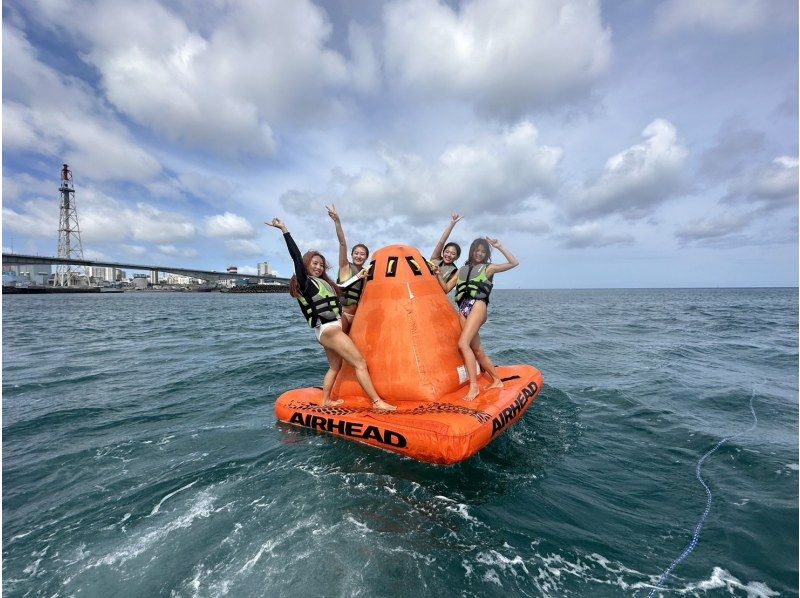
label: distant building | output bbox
[227,266,238,274]
[164,274,201,285]
[132,274,149,289]
[87,266,119,283]
[258,262,272,276]
[5,264,52,285]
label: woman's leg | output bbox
[341,307,356,335]
[458,301,488,401]
[321,347,343,406]
[471,330,503,389]
[320,329,396,411]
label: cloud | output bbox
[724,156,798,209]
[570,119,688,220]
[225,239,263,257]
[3,25,162,182]
[157,244,180,256]
[281,120,562,225]
[674,213,749,245]
[699,120,765,181]
[2,201,58,239]
[157,245,198,258]
[655,0,795,34]
[383,0,612,118]
[3,172,59,203]
[559,222,634,248]
[203,212,256,238]
[129,203,197,243]
[27,0,374,157]
[120,244,148,257]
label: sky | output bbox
[3,0,798,287]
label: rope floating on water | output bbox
[647,389,758,597]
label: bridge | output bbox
[1,253,291,284]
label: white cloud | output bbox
[120,244,148,257]
[282,120,562,225]
[157,245,198,259]
[204,212,256,239]
[236,265,258,275]
[129,203,196,244]
[383,0,612,118]
[656,0,792,34]
[559,222,634,248]
[27,0,373,156]
[2,201,58,239]
[675,213,749,245]
[3,172,59,203]
[157,244,180,256]
[571,119,688,220]
[3,25,162,182]
[724,156,798,208]
[226,239,263,257]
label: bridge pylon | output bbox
[54,164,88,286]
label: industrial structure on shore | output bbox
[2,165,289,293]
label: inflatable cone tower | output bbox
[332,245,466,404]
[274,245,544,464]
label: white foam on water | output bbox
[687,567,779,598]
[148,480,198,516]
[483,569,502,586]
[237,539,278,574]
[345,515,372,534]
[786,462,799,471]
[22,544,49,578]
[444,503,479,524]
[89,489,215,569]
[475,549,530,577]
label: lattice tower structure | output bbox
[54,164,88,286]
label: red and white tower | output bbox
[54,164,88,286]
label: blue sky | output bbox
[3,0,797,287]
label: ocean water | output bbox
[2,288,797,597]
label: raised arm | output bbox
[429,212,462,261]
[326,204,350,279]
[485,238,519,277]
[266,218,309,291]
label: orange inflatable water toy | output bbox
[274,245,543,465]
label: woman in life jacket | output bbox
[429,212,462,291]
[442,237,519,401]
[266,218,396,412]
[326,205,369,334]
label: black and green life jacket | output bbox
[297,277,341,327]
[339,262,364,307]
[454,263,493,304]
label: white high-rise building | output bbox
[258,262,272,276]
[87,266,117,282]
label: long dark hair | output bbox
[465,238,491,266]
[289,250,342,298]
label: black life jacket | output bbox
[455,263,493,304]
[339,262,364,307]
[297,277,341,327]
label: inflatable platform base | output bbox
[275,364,543,465]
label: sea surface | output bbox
[2,288,798,597]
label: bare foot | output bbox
[371,398,397,412]
[463,385,480,402]
[486,378,504,390]
[321,398,344,407]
